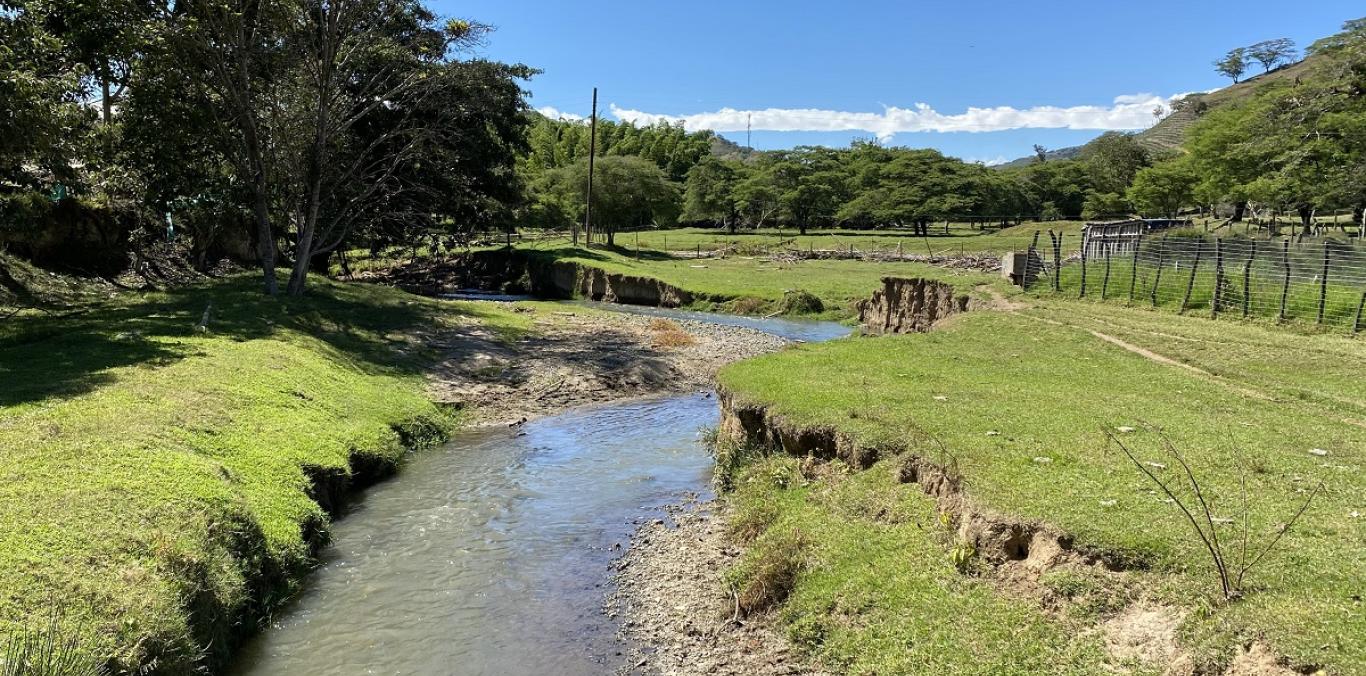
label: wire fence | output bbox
[1024,232,1366,332]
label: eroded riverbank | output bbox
[231,303,846,675]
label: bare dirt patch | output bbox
[609,502,829,676]
[424,305,787,427]
[1101,604,1184,669]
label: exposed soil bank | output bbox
[855,276,972,335]
[711,389,1311,676]
[375,249,706,309]
[610,501,831,676]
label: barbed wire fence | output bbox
[1023,228,1366,333]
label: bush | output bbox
[775,289,823,315]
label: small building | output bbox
[1081,219,1188,259]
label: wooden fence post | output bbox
[1079,242,1089,298]
[1279,239,1290,322]
[1355,291,1365,334]
[1128,233,1143,303]
[1101,246,1112,300]
[1025,231,1040,289]
[1151,235,1167,307]
[1242,243,1255,318]
[1180,240,1203,314]
[1052,232,1063,292]
[1317,241,1330,324]
[1212,238,1224,318]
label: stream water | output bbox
[231,306,847,676]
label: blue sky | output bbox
[438,1,1362,164]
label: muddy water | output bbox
[232,310,847,676]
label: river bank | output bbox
[423,302,788,427]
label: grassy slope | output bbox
[0,275,529,672]
[718,307,1365,673]
[518,244,1005,318]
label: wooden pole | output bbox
[1354,291,1365,334]
[1128,233,1142,303]
[1317,241,1330,324]
[1242,243,1255,318]
[1052,231,1063,292]
[1101,245,1112,300]
[1151,235,1167,307]
[1025,231,1040,289]
[583,87,598,246]
[1079,241,1088,298]
[1211,238,1224,317]
[1279,239,1290,322]
[1180,240,1203,314]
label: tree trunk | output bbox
[1232,201,1246,223]
[1298,205,1314,236]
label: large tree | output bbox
[544,156,679,246]
[1246,38,1297,73]
[681,157,742,232]
[1214,47,1248,83]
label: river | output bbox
[231,306,847,675]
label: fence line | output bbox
[1024,234,1366,332]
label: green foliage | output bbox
[1081,132,1151,195]
[539,156,680,243]
[1214,47,1248,83]
[681,157,742,229]
[1080,191,1131,220]
[1126,159,1198,217]
[1181,19,1365,226]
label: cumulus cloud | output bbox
[607,93,1177,142]
[536,106,585,122]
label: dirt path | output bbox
[423,305,787,427]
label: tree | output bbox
[1033,144,1048,164]
[1214,48,1247,83]
[1081,192,1130,220]
[0,1,92,189]
[1081,132,1150,195]
[681,157,741,232]
[1246,38,1296,73]
[544,156,679,246]
[1127,159,1198,218]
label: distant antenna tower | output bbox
[747,114,752,150]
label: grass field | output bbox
[717,306,1366,674]
[0,275,529,672]
[549,222,1090,257]
[725,458,1109,674]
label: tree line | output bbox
[1,0,532,295]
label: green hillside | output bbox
[997,56,1320,167]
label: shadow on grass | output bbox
[0,273,496,409]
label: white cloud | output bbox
[607,93,1178,141]
[536,106,585,122]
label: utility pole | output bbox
[747,113,752,150]
[584,87,598,246]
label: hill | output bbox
[996,56,1320,168]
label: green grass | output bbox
[718,308,1366,673]
[578,222,1088,257]
[515,245,1004,319]
[0,275,531,673]
[726,458,1109,674]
